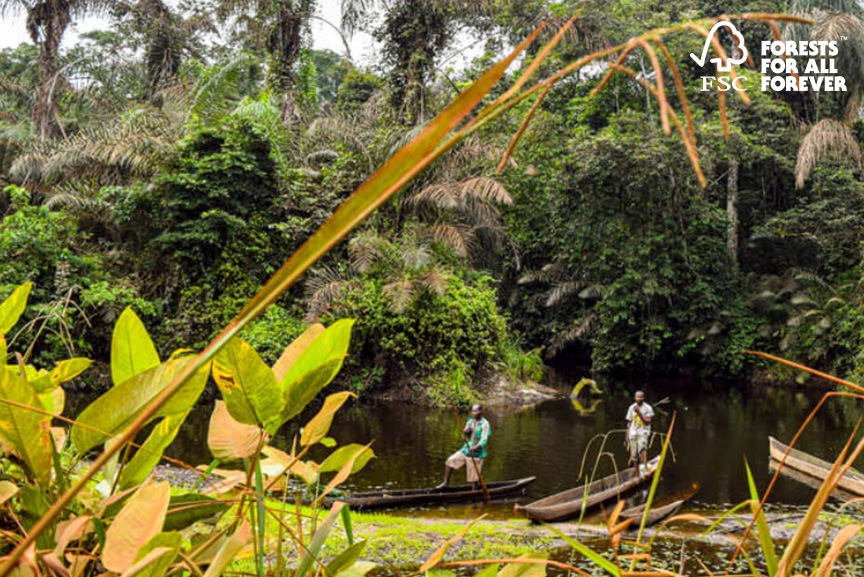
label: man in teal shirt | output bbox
[436,404,491,488]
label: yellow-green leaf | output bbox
[319,444,374,474]
[279,320,355,425]
[320,444,374,498]
[119,547,177,577]
[49,358,92,387]
[272,323,324,383]
[72,358,209,454]
[103,481,170,573]
[0,283,32,335]
[112,308,160,387]
[212,338,282,433]
[498,553,548,577]
[0,367,52,488]
[207,400,265,461]
[0,480,18,505]
[0,335,6,363]
[118,412,189,490]
[301,392,354,447]
[202,521,252,577]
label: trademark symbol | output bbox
[841,35,848,40]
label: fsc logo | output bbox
[690,20,846,93]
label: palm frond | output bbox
[382,278,414,314]
[303,266,351,321]
[795,118,863,188]
[459,177,512,204]
[424,222,473,257]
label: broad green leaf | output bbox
[295,502,345,577]
[112,308,160,387]
[0,480,18,505]
[426,570,455,577]
[49,358,92,387]
[0,283,32,335]
[320,444,374,498]
[301,392,355,447]
[319,444,375,474]
[335,562,376,577]
[137,531,183,561]
[103,481,170,573]
[279,319,355,425]
[0,367,52,488]
[212,338,282,433]
[164,494,230,532]
[118,413,189,490]
[202,521,252,577]
[208,400,265,461]
[272,323,324,383]
[326,541,367,577]
[72,358,209,454]
[498,553,548,577]
[321,437,337,448]
[0,335,6,363]
[119,547,177,577]
[37,387,65,417]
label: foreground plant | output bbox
[0,284,373,577]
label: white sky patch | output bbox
[0,2,379,65]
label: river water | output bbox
[158,372,864,519]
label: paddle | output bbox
[450,404,491,502]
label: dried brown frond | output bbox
[608,63,706,187]
[795,118,863,188]
[635,38,671,135]
[348,230,389,273]
[425,223,473,258]
[460,177,512,204]
[304,266,351,321]
[654,39,695,143]
[382,278,414,313]
[498,84,551,174]
[546,282,581,307]
[419,270,447,297]
[812,12,863,42]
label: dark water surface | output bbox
[156,371,864,519]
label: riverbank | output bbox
[309,506,864,572]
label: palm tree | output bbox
[340,0,497,123]
[0,0,112,139]
[304,229,448,319]
[788,0,864,187]
[211,0,315,115]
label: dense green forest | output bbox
[2,0,864,400]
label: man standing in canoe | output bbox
[436,404,490,488]
[625,390,654,476]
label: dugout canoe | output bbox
[515,456,661,523]
[328,476,536,510]
[768,458,860,502]
[768,436,864,497]
[620,499,684,527]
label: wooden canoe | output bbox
[768,459,860,502]
[328,476,536,510]
[516,457,661,523]
[768,436,864,497]
[620,499,684,527]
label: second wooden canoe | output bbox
[620,499,684,527]
[768,436,864,497]
[516,457,661,523]
[328,476,536,510]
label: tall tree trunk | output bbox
[267,0,312,118]
[726,158,739,263]
[27,0,71,140]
